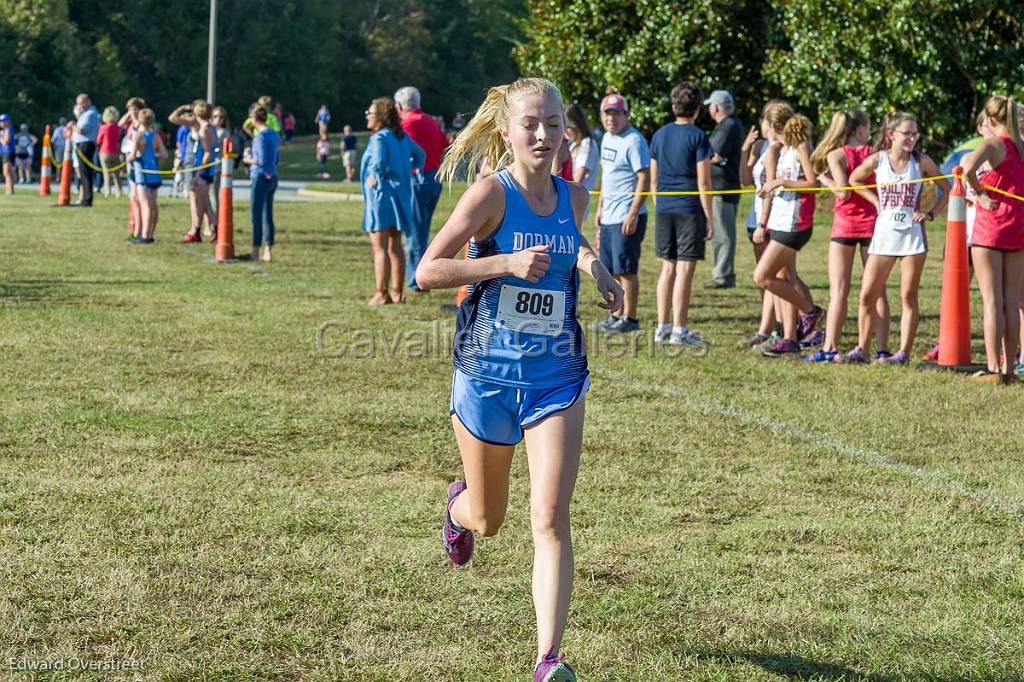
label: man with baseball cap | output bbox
[702,89,746,289]
[594,92,650,333]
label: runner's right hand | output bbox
[509,244,551,283]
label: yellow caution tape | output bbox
[589,173,954,197]
[52,143,225,175]
[73,145,220,175]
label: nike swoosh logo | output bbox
[558,218,570,224]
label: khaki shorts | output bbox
[342,150,356,167]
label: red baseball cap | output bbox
[600,94,628,113]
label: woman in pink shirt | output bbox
[963,95,1024,381]
[807,109,890,363]
[96,106,124,198]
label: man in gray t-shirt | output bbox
[595,93,650,333]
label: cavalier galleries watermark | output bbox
[315,319,709,360]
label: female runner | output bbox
[417,77,623,682]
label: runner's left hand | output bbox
[596,271,624,311]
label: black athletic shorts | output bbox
[769,228,813,252]
[655,211,706,261]
[599,213,648,276]
[831,236,872,248]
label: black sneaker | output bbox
[590,314,621,332]
[608,317,640,333]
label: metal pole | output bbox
[207,0,217,104]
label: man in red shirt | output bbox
[395,86,449,292]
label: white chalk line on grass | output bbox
[594,367,1024,521]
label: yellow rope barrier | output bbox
[74,145,220,175]
[589,173,954,197]
[49,142,222,175]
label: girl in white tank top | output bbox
[767,145,815,233]
[840,112,950,365]
[869,151,925,256]
[739,122,777,347]
[751,106,823,357]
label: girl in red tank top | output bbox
[806,109,890,362]
[964,95,1024,380]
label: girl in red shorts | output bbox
[963,96,1024,382]
[807,109,890,362]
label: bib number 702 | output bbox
[515,291,554,317]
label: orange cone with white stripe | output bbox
[938,167,971,366]
[39,125,52,196]
[215,139,235,262]
[57,129,72,206]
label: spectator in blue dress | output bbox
[361,97,425,305]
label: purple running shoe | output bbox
[762,338,800,357]
[798,305,824,340]
[534,653,577,682]
[799,328,825,349]
[442,480,473,566]
[877,350,909,365]
[835,346,869,364]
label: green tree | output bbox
[0,0,526,135]
[763,0,1024,149]
[516,0,773,134]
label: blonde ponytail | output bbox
[438,77,564,184]
[1007,98,1024,160]
[811,109,869,175]
[782,114,812,148]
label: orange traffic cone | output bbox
[57,130,72,206]
[39,125,52,196]
[937,166,971,367]
[215,139,236,262]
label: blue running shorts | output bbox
[450,369,591,446]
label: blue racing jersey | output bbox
[453,169,586,389]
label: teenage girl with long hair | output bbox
[738,101,782,348]
[119,97,146,239]
[170,101,218,242]
[752,103,823,357]
[839,112,950,364]
[962,95,1024,382]
[127,108,168,244]
[806,109,890,362]
[417,77,623,682]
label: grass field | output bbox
[2,181,1024,681]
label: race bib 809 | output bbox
[495,285,566,337]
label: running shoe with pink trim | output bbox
[798,305,824,340]
[534,653,576,682]
[835,346,869,364]
[877,350,909,365]
[442,480,473,566]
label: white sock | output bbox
[673,325,688,337]
[656,323,671,335]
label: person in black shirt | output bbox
[703,90,746,289]
[341,125,358,182]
